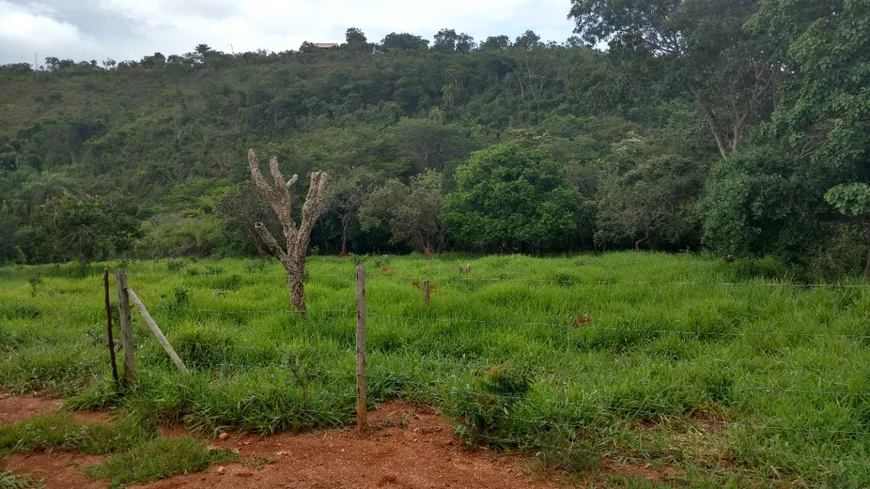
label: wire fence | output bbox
[13,264,868,486]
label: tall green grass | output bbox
[1,252,869,487]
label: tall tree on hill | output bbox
[380,32,430,52]
[569,0,780,158]
[344,28,371,53]
[247,149,329,313]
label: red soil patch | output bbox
[0,396,689,488]
[131,402,560,489]
[0,394,63,424]
[0,393,109,424]
[2,453,105,489]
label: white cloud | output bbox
[0,1,101,63]
[0,0,576,64]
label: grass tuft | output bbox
[86,437,238,488]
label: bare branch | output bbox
[695,92,729,158]
[296,171,329,257]
[253,222,289,264]
[247,150,272,194]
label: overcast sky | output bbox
[0,0,577,65]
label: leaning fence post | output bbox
[356,264,367,433]
[127,288,189,374]
[423,280,431,308]
[103,268,120,389]
[115,269,136,388]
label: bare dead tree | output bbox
[247,149,328,313]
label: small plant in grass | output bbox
[373,255,391,268]
[166,259,185,272]
[350,253,367,266]
[86,436,238,488]
[166,287,190,316]
[212,274,242,291]
[282,343,325,404]
[203,265,224,275]
[0,470,43,489]
[174,328,235,369]
[245,258,267,273]
[27,275,41,297]
[382,410,411,429]
[454,363,532,447]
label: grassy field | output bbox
[1,252,869,488]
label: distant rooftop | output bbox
[313,43,339,49]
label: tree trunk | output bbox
[863,221,870,279]
[635,235,649,251]
[288,264,306,313]
[340,217,350,256]
[695,91,730,158]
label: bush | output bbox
[452,363,533,447]
[166,259,185,272]
[699,145,829,265]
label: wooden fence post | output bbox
[423,280,430,308]
[356,264,367,433]
[115,269,136,388]
[103,268,119,389]
[127,289,189,374]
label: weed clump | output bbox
[87,436,237,488]
[454,363,533,447]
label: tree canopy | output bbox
[0,6,868,278]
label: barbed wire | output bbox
[364,311,870,339]
[57,269,870,289]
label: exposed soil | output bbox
[131,402,562,489]
[0,395,685,489]
[0,394,63,424]
[2,452,106,489]
[0,393,110,424]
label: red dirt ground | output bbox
[0,393,110,424]
[0,395,683,489]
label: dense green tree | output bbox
[595,134,705,250]
[432,29,459,53]
[514,30,542,52]
[325,168,383,256]
[392,118,479,173]
[825,184,870,277]
[699,145,827,263]
[343,28,371,53]
[569,0,779,157]
[381,33,430,52]
[29,194,140,267]
[480,36,511,51]
[749,0,869,187]
[444,141,587,252]
[360,171,446,258]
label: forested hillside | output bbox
[1,0,868,278]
